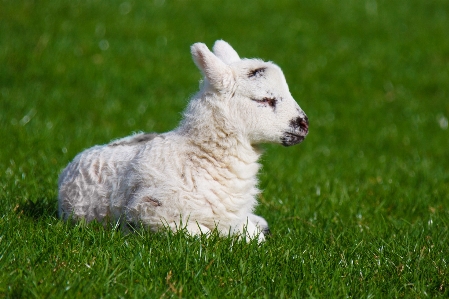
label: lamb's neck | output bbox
[179,125,260,163]
[176,98,261,165]
[176,120,262,204]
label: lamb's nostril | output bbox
[290,115,309,134]
[303,115,309,125]
[300,116,309,130]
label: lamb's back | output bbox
[58,133,157,222]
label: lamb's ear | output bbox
[212,40,240,64]
[191,42,234,91]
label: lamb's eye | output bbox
[252,97,277,108]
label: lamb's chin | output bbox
[281,133,305,147]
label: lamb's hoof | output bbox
[262,227,271,237]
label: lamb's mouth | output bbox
[281,132,306,147]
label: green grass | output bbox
[1,0,449,297]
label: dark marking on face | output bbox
[251,97,277,109]
[109,133,158,147]
[248,67,266,78]
[290,115,309,134]
[264,97,276,108]
[281,114,309,146]
[281,133,305,146]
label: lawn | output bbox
[1,0,448,298]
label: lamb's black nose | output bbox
[291,115,309,135]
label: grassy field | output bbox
[1,0,448,297]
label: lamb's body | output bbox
[58,40,309,241]
[60,131,261,235]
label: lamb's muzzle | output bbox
[281,114,309,146]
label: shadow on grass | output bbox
[16,197,58,219]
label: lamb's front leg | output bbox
[235,218,266,243]
[185,222,211,236]
[248,213,271,236]
[161,220,211,236]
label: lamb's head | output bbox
[190,40,308,147]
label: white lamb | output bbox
[58,40,309,242]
